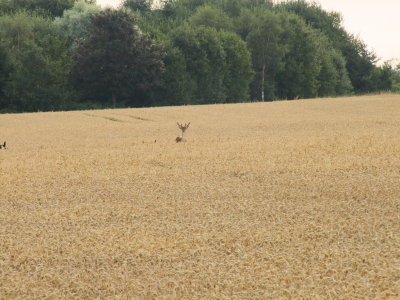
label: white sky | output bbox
[313,0,400,65]
[97,0,400,64]
[96,0,121,8]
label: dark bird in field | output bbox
[0,141,6,149]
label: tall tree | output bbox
[71,9,165,107]
[0,12,73,112]
[189,5,234,31]
[0,43,12,109]
[170,25,227,104]
[0,0,77,18]
[276,0,376,94]
[275,0,343,44]
[169,24,253,104]
[220,31,253,102]
[154,44,195,106]
[123,0,152,12]
[275,13,322,99]
[243,9,284,101]
[54,0,101,51]
[341,35,377,93]
[317,47,352,97]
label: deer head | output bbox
[177,122,190,135]
[176,122,190,142]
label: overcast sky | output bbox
[97,0,400,64]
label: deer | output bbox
[176,122,190,143]
[0,141,6,149]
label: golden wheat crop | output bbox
[0,94,399,299]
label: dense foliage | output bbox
[0,0,398,113]
[70,9,164,107]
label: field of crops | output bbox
[1,94,399,298]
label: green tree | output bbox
[0,12,73,112]
[54,0,101,50]
[317,47,352,97]
[0,0,76,18]
[276,0,376,94]
[0,43,12,109]
[242,9,284,101]
[161,0,208,22]
[123,0,152,12]
[155,44,195,106]
[70,9,165,107]
[370,63,394,92]
[189,5,234,31]
[392,63,400,92]
[276,13,323,99]
[275,0,343,44]
[341,35,377,93]
[168,24,252,104]
[220,31,253,102]
[170,25,227,104]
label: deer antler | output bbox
[177,122,190,133]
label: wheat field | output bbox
[0,94,399,299]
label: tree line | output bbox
[0,0,398,113]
